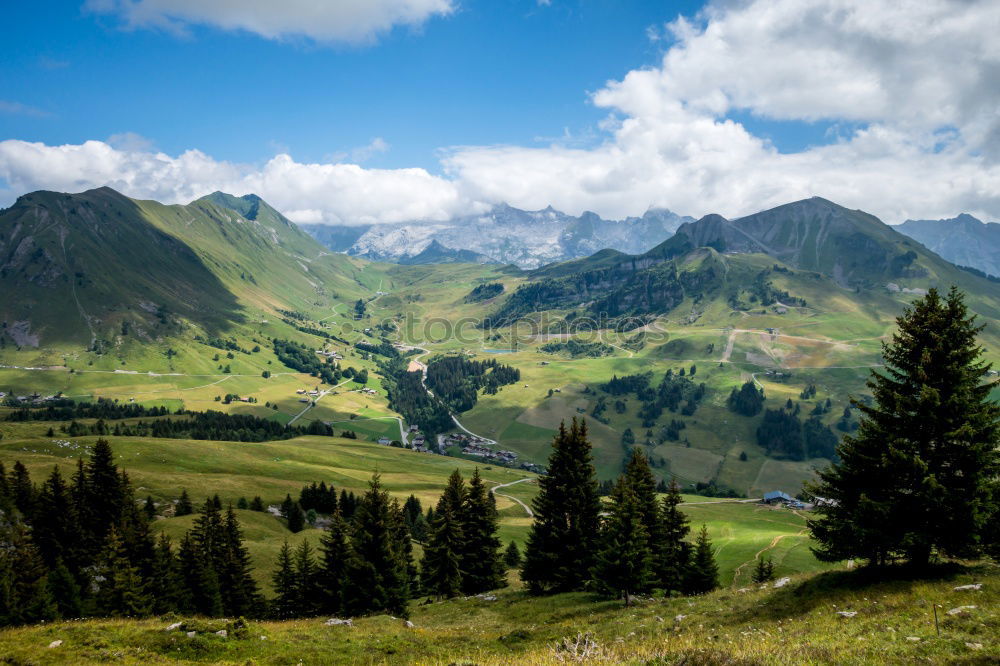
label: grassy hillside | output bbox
[0,563,994,664]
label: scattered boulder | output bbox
[773,577,791,588]
[905,636,921,642]
[654,616,664,623]
[966,643,984,650]
[260,636,268,641]
[476,594,498,601]
[674,614,687,623]
[404,620,415,628]
[186,631,196,638]
[215,629,227,638]
[165,622,183,631]
[953,583,982,591]
[836,611,857,618]
[946,605,977,617]
[325,618,353,627]
[47,640,62,649]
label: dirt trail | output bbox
[490,478,533,517]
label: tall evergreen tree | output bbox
[293,540,320,616]
[685,525,719,594]
[521,419,602,593]
[33,467,79,571]
[420,503,464,599]
[9,461,34,517]
[95,527,151,617]
[175,489,194,516]
[751,556,775,584]
[287,501,306,533]
[143,495,157,521]
[591,482,653,605]
[84,439,124,540]
[504,541,521,568]
[0,515,56,625]
[46,559,82,619]
[178,533,223,616]
[656,479,691,594]
[809,288,1000,566]
[149,534,187,615]
[219,506,261,617]
[344,473,409,617]
[318,511,352,615]
[271,540,297,620]
[459,469,506,594]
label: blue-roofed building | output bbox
[762,490,794,504]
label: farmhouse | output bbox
[377,437,391,446]
[762,490,793,504]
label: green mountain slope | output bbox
[0,187,388,349]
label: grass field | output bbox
[0,562,995,664]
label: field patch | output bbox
[751,458,825,496]
[657,445,723,485]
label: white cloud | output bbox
[5,0,1000,225]
[0,140,471,225]
[86,0,455,44]
[444,0,1000,222]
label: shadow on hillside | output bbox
[741,562,978,622]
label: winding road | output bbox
[490,477,534,517]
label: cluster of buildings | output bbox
[760,490,833,511]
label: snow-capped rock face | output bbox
[303,204,693,268]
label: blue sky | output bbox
[2,0,718,172]
[1,1,997,225]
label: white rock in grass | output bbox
[773,577,791,588]
[47,640,62,648]
[404,620,415,628]
[215,630,227,637]
[953,583,982,591]
[946,605,977,616]
[966,643,983,650]
[325,618,353,627]
[674,614,687,623]
[905,636,921,642]
[836,611,857,618]
[186,631,196,638]
[165,622,182,631]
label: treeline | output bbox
[282,319,349,345]
[355,339,400,359]
[20,399,334,442]
[539,339,614,358]
[0,440,261,626]
[728,380,764,416]
[425,356,520,413]
[272,339,338,384]
[521,420,719,601]
[464,282,504,303]
[379,356,453,438]
[757,406,838,461]
[4,397,172,422]
[600,369,705,426]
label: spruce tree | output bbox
[46,559,83,619]
[344,473,409,617]
[249,496,265,512]
[656,479,691,595]
[149,533,188,614]
[504,541,521,568]
[96,527,151,617]
[0,515,56,625]
[271,540,297,620]
[318,511,352,615]
[143,495,157,521]
[685,525,719,594]
[521,419,601,593]
[420,503,464,599]
[751,556,775,584]
[459,469,506,594]
[33,467,80,571]
[85,439,124,539]
[293,540,320,616]
[591,481,653,605]
[219,506,261,617]
[809,288,1000,566]
[9,461,34,517]
[175,489,193,516]
[287,501,306,533]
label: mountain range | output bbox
[895,214,1000,278]
[302,204,693,268]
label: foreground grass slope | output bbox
[0,564,994,664]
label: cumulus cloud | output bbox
[0,140,472,225]
[4,0,1000,224]
[86,0,455,44]
[444,0,1000,222]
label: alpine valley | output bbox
[2,187,999,663]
